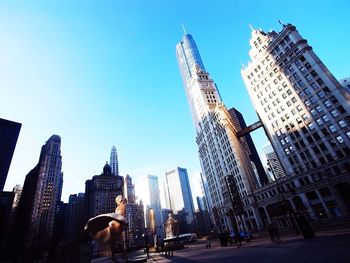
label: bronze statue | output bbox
[165,213,177,238]
[84,195,128,262]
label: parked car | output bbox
[230,230,253,241]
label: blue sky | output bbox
[1,0,349,202]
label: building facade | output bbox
[110,146,119,176]
[164,167,195,227]
[0,118,21,191]
[85,163,124,218]
[241,23,350,226]
[176,34,263,231]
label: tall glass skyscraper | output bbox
[136,175,162,236]
[164,167,195,226]
[176,34,263,231]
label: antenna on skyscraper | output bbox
[249,24,255,31]
[182,23,187,35]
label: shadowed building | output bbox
[0,118,21,191]
[64,193,85,244]
[6,135,63,261]
[228,108,269,185]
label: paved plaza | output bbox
[93,229,350,263]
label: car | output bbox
[230,230,253,241]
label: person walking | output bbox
[273,224,281,242]
[233,229,242,248]
[267,224,276,243]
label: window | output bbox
[336,136,344,143]
[329,125,336,132]
[338,120,347,128]
[306,191,319,200]
[308,123,315,130]
[316,119,323,125]
[322,115,330,122]
[331,110,339,117]
[324,100,332,107]
[318,91,326,98]
[319,187,331,197]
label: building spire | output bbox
[249,24,255,31]
[182,23,187,35]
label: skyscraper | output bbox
[241,23,350,178]
[164,167,195,227]
[136,175,162,236]
[30,135,63,244]
[124,175,144,247]
[241,23,350,223]
[176,34,263,231]
[125,174,136,203]
[110,146,119,176]
[0,118,21,191]
[8,135,63,261]
[228,107,268,185]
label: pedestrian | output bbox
[233,229,242,248]
[267,224,276,243]
[273,225,281,242]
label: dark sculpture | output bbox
[84,195,128,262]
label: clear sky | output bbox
[1,0,349,202]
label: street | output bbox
[148,230,350,263]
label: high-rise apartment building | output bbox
[241,24,350,223]
[110,146,119,176]
[176,34,262,231]
[164,167,195,227]
[0,118,21,191]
